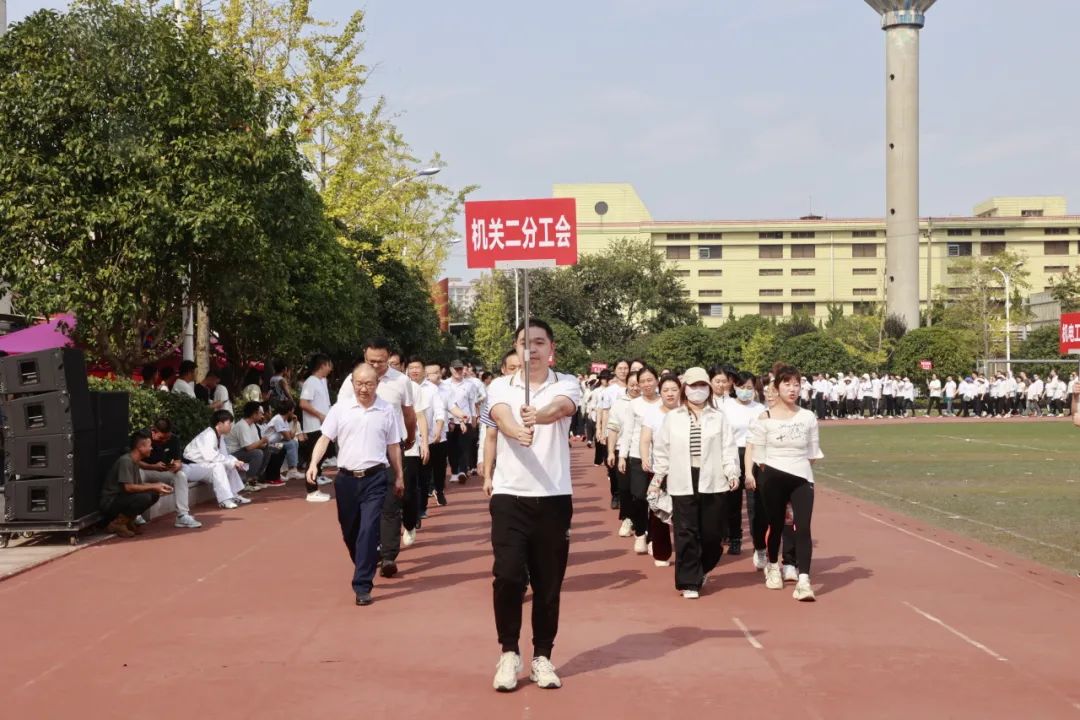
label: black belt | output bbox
[341,463,387,479]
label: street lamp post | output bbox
[992,263,1022,376]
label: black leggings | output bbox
[760,465,815,575]
[626,457,650,537]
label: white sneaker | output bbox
[765,563,783,590]
[402,528,416,547]
[286,469,304,481]
[323,456,338,467]
[793,575,816,601]
[175,514,202,529]
[682,589,700,599]
[233,495,253,505]
[316,475,333,486]
[654,559,670,567]
[633,535,648,554]
[244,482,263,493]
[752,549,767,570]
[617,518,633,537]
[219,499,239,510]
[306,490,332,503]
[783,564,799,582]
[134,514,147,526]
[530,656,562,689]
[493,652,522,692]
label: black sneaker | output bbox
[728,539,742,555]
[355,592,373,606]
[435,492,448,507]
[380,561,398,578]
[610,497,620,510]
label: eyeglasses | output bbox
[354,381,376,388]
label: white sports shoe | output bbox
[682,589,700,599]
[793,575,816,602]
[530,656,562,689]
[175,514,202,529]
[233,495,253,505]
[765,563,783,590]
[633,535,648,554]
[654,559,670,567]
[134,515,147,526]
[286,469,305,481]
[306,490,332,503]
[783,564,799,582]
[402,528,416,547]
[617,518,633,537]
[219,499,239,510]
[752,549,767,570]
[493,652,522,692]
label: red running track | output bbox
[2,445,1078,719]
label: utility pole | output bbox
[1,1,7,38]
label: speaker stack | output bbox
[0,348,129,546]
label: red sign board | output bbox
[465,198,578,269]
[919,360,933,371]
[1060,312,1080,354]
[590,362,608,374]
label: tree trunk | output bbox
[196,301,210,382]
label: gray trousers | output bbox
[232,448,269,481]
[140,469,191,515]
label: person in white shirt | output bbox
[264,400,303,482]
[638,373,682,567]
[309,363,403,607]
[445,359,477,484]
[858,374,874,418]
[201,370,233,414]
[226,402,271,490]
[871,373,883,418]
[606,372,639,536]
[400,358,435,548]
[617,367,663,555]
[597,360,631,505]
[722,371,769,568]
[1026,375,1045,416]
[409,361,446,524]
[172,360,197,399]
[943,376,957,416]
[465,363,487,473]
[486,319,580,693]
[299,354,335,501]
[651,367,740,599]
[843,375,859,418]
[745,365,824,602]
[927,374,943,416]
[182,410,251,510]
[423,362,452,508]
[479,350,522,488]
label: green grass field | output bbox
[816,421,1080,573]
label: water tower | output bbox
[865,0,937,331]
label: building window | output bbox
[759,302,784,317]
[1045,265,1069,274]
[699,269,723,277]
[698,245,722,260]
[852,244,877,258]
[698,232,723,240]
[946,228,972,237]
[672,269,691,277]
[791,289,815,297]
[1045,241,1069,255]
[667,232,691,240]
[1045,227,1070,236]
[791,231,816,239]
[791,268,816,276]
[699,303,724,317]
[759,268,783,277]
[853,302,875,316]
[853,288,878,297]
[699,290,723,297]
[948,287,970,297]
[852,230,878,238]
[791,302,816,315]
[947,265,972,275]
[759,245,783,259]
[852,267,877,276]
[759,289,783,297]
[758,231,783,240]
[791,244,816,259]
[947,242,973,257]
[665,246,691,260]
[980,228,1005,236]
[1021,209,1044,217]
[980,241,1006,256]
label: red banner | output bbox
[590,362,608,374]
[1059,312,1080,354]
[465,198,578,269]
[919,360,933,371]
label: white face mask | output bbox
[735,388,755,403]
[686,387,710,404]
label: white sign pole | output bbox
[522,268,530,407]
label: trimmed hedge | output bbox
[88,376,212,445]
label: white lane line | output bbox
[732,617,763,649]
[858,511,999,569]
[938,434,1070,455]
[902,601,1008,662]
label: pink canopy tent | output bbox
[0,314,76,354]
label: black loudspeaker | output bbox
[90,391,130,453]
[1,444,112,523]
[5,431,97,477]
[0,348,90,398]
[1,391,94,438]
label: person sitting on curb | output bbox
[100,431,174,538]
[182,410,251,510]
[226,401,271,493]
[139,417,203,529]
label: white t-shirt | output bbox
[929,379,942,397]
[721,399,766,448]
[213,384,233,414]
[944,380,957,398]
[300,375,331,433]
[618,396,662,459]
[320,396,401,472]
[263,414,291,444]
[487,370,581,497]
[225,418,260,454]
[172,378,196,398]
[748,408,823,483]
[640,405,670,466]
[338,367,414,437]
[405,380,431,458]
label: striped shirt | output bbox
[689,416,702,457]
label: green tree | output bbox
[645,326,720,372]
[890,326,978,383]
[1015,325,1070,377]
[548,318,588,375]
[471,274,513,370]
[1049,266,1080,312]
[777,333,858,374]
[824,316,888,371]
[936,250,1031,361]
[742,327,781,375]
[712,314,772,368]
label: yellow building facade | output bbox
[553,183,1078,327]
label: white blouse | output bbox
[721,399,766,449]
[618,396,662,459]
[747,407,823,483]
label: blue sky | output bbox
[9,0,1080,280]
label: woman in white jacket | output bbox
[651,367,740,599]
